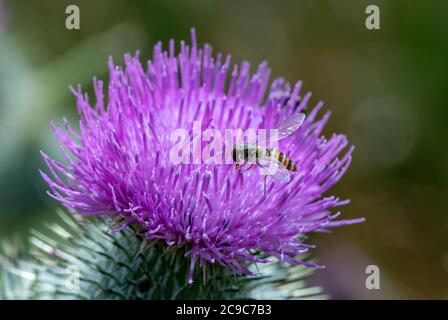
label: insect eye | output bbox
[232,148,237,162]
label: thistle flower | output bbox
[40,29,364,283]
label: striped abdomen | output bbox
[264,148,297,172]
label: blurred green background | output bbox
[0,0,447,299]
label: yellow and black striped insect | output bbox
[231,112,305,188]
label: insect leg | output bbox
[255,162,268,196]
[235,162,247,170]
[264,175,267,196]
[240,164,254,173]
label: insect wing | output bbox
[259,113,306,145]
[257,155,291,183]
[272,112,305,141]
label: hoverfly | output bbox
[231,112,306,192]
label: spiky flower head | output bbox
[40,29,364,283]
